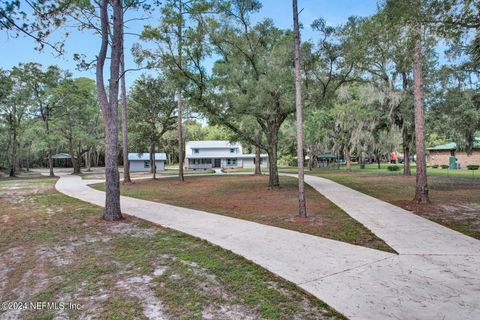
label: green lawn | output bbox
[0,170,43,180]
[0,177,342,319]
[280,163,480,179]
[92,175,394,253]
[283,164,480,240]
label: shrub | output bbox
[467,165,480,170]
[431,164,439,168]
[440,164,449,169]
[279,155,296,167]
[387,165,400,172]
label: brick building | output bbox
[427,137,480,168]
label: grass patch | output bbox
[0,176,343,319]
[293,165,480,240]
[92,175,393,253]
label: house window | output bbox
[144,161,150,168]
[193,148,199,154]
[230,148,236,153]
[226,158,237,166]
[192,159,211,165]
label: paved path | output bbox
[54,173,480,320]
[298,174,480,255]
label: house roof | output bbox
[186,140,241,148]
[318,154,337,159]
[427,137,480,151]
[52,153,71,159]
[128,153,167,161]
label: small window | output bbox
[193,148,199,154]
[226,158,237,166]
[230,148,236,153]
[144,161,150,168]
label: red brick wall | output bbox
[457,151,480,168]
[429,150,480,168]
[429,151,451,166]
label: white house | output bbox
[185,141,268,170]
[128,153,166,172]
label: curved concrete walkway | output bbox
[54,173,480,320]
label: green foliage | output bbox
[467,165,480,170]
[128,75,177,153]
[429,80,480,154]
[52,77,102,156]
[22,63,66,156]
[441,164,450,169]
[387,165,400,172]
[0,65,35,173]
[431,164,439,168]
[278,155,297,167]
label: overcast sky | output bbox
[0,0,378,88]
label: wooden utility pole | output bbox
[293,0,307,217]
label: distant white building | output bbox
[185,141,268,170]
[128,153,166,172]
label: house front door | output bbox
[214,159,221,168]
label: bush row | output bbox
[430,164,479,170]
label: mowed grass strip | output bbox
[92,175,394,253]
[0,177,343,320]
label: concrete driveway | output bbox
[52,171,480,320]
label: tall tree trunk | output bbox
[412,23,429,203]
[95,150,100,167]
[96,0,122,220]
[266,130,280,187]
[184,103,190,143]
[48,149,54,177]
[292,0,306,217]
[401,71,411,176]
[86,148,92,172]
[9,104,17,177]
[344,145,351,172]
[403,144,411,176]
[26,142,31,172]
[150,146,155,174]
[376,151,381,169]
[151,145,157,180]
[70,153,79,174]
[267,147,279,187]
[177,0,185,182]
[69,142,81,174]
[307,151,314,171]
[177,92,184,181]
[72,156,81,174]
[44,108,54,177]
[360,151,366,169]
[120,46,132,184]
[254,145,262,175]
